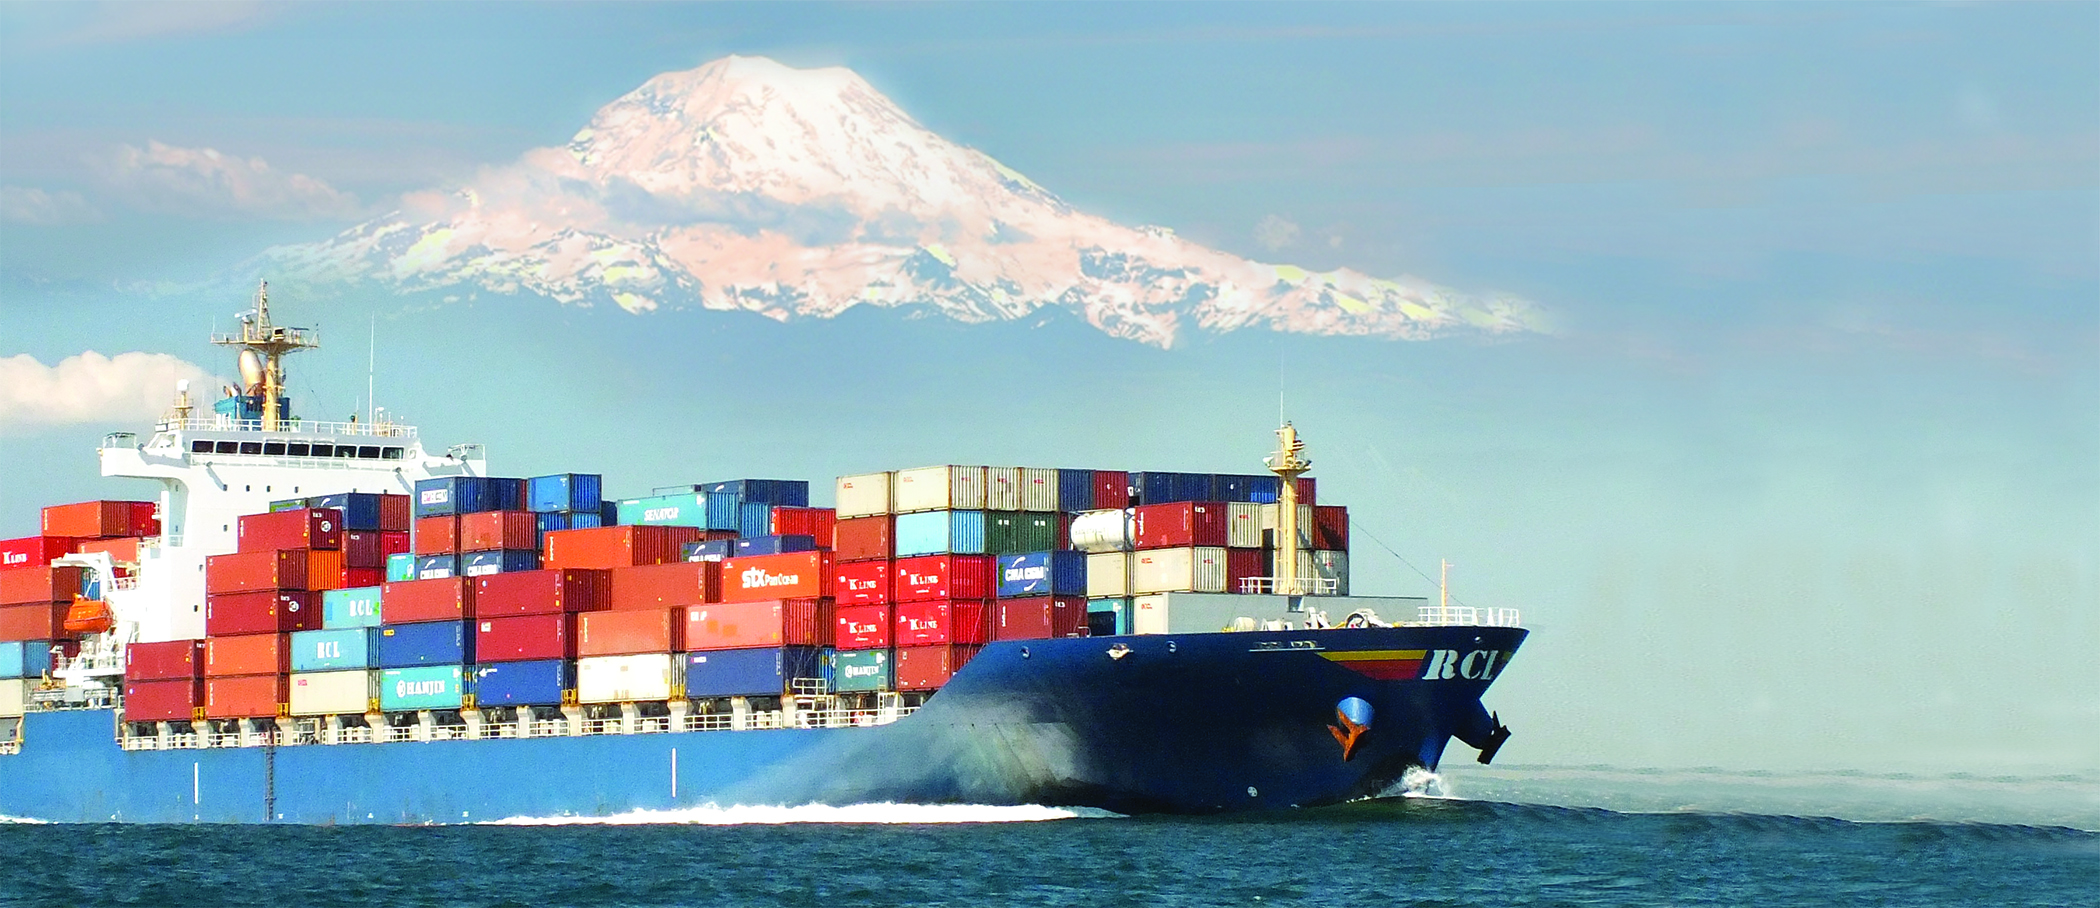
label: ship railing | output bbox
[1411,605,1523,628]
[1238,576,1341,595]
[154,416,418,439]
[0,741,18,756]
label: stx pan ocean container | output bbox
[718,551,830,604]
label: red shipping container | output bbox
[684,599,831,650]
[892,555,992,603]
[124,677,203,722]
[833,604,892,649]
[994,596,1085,641]
[1312,506,1349,549]
[205,632,289,677]
[459,510,540,552]
[205,550,309,594]
[894,600,988,646]
[473,569,608,617]
[895,645,978,691]
[0,602,66,641]
[306,549,346,592]
[833,559,892,606]
[75,537,142,563]
[608,561,718,610]
[126,639,206,681]
[413,515,459,555]
[204,591,320,635]
[204,674,285,719]
[381,577,474,623]
[0,565,86,605]
[0,536,81,571]
[1132,502,1229,549]
[238,507,342,552]
[719,551,832,604]
[42,501,157,539]
[476,613,578,663]
[771,507,836,543]
[577,608,681,657]
[343,568,385,589]
[543,525,698,570]
[1225,548,1265,594]
[1296,477,1317,506]
[342,531,410,568]
[1092,471,1131,509]
[374,494,413,532]
[831,516,893,562]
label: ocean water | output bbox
[3,796,2095,908]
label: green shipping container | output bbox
[385,552,418,583]
[322,586,383,628]
[1088,597,1132,635]
[830,649,892,692]
[985,512,1060,555]
[378,665,467,711]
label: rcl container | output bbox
[833,472,893,519]
[476,613,577,663]
[833,559,892,606]
[544,525,699,570]
[41,501,158,539]
[321,586,384,628]
[893,510,987,557]
[894,600,988,646]
[718,551,831,604]
[0,603,65,641]
[379,577,474,623]
[994,596,1085,641]
[830,649,891,692]
[684,646,830,698]
[1067,509,1133,553]
[895,644,978,691]
[378,665,466,711]
[683,599,829,650]
[831,515,893,562]
[577,608,681,657]
[1132,502,1229,549]
[459,511,540,552]
[0,565,86,605]
[125,639,205,681]
[833,604,892,649]
[289,627,371,672]
[204,632,290,677]
[204,674,286,719]
[891,555,993,603]
[575,653,678,704]
[371,621,470,668]
[471,659,569,707]
[288,670,372,716]
[412,515,459,555]
[123,677,202,722]
[204,550,309,594]
[237,507,342,552]
[995,551,1087,598]
[472,569,609,617]
[0,536,80,571]
[1129,547,1228,594]
[891,465,987,513]
[608,561,719,610]
[205,591,320,635]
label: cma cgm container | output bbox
[995,551,1086,598]
[413,554,458,580]
[577,608,680,657]
[891,466,987,513]
[289,628,371,672]
[831,649,891,692]
[204,550,310,594]
[575,653,678,704]
[322,586,384,629]
[124,639,204,681]
[237,507,342,552]
[378,665,467,711]
[684,646,830,698]
[894,600,988,646]
[1129,547,1229,594]
[608,561,718,610]
[41,500,158,539]
[205,591,320,636]
[288,670,373,716]
[205,674,286,719]
[527,473,602,514]
[830,516,893,562]
[895,644,978,691]
[123,677,203,722]
[544,525,699,570]
[472,569,608,617]
[381,578,474,623]
[718,551,831,604]
[682,539,734,562]
[370,621,471,668]
[833,472,892,519]
[476,613,577,663]
[832,559,891,606]
[893,510,987,557]
[892,555,992,603]
[683,600,829,650]
[833,605,892,649]
[471,659,569,707]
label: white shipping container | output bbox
[1259,503,1314,549]
[288,670,374,716]
[1068,509,1133,553]
[577,653,680,704]
[835,472,894,519]
[1225,502,1263,548]
[892,465,987,513]
[1131,594,1170,635]
[985,467,1022,511]
[0,678,23,718]
[1018,468,1059,512]
[1310,550,1350,596]
[1129,546,1228,594]
[1086,551,1130,598]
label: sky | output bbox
[1,2,2095,816]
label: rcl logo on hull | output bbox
[1421,649,1509,681]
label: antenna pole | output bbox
[1265,422,1313,596]
[367,314,376,424]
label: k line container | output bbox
[575,653,678,704]
[1132,502,1229,549]
[1068,509,1134,553]
[894,600,988,646]
[893,510,988,557]
[205,549,309,594]
[985,467,1022,511]
[472,569,608,617]
[0,565,86,605]
[371,621,471,668]
[0,535,79,571]
[476,613,577,663]
[834,472,892,519]
[891,555,993,603]
[830,649,891,692]
[833,604,892,649]
[0,603,65,641]
[122,677,201,722]
[414,554,458,580]
[994,596,1084,641]
[1129,547,1229,595]
[412,515,460,555]
[543,525,699,570]
[683,599,829,650]
[321,586,385,628]
[718,551,831,603]
[381,578,474,623]
[684,646,830,698]
[832,559,892,606]
[289,627,371,672]
[733,534,817,557]
[995,551,1087,598]
[1084,552,1130,598]
[237,507,342,552]
[205,674,286,719]
[205,591,320,635]
[471,659,570,707]
[830,516,893,562]
[608,561,718,610]
[0,640,53,679]
[459,511,540,552]
[527,473,602,513]
[124,639,204,681]
[578,608,681,657]
[41,500,158,539]
[891,465,987,513]
[378,665,467,711]
[895,644,977,691]
[288,670,373,716]
[204,632,289,677]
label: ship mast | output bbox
[211,280,318,431]
[1265,421,1312,596]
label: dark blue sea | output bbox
[4,795,2095,908]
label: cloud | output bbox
[0,351,213,427]
[102,141,363,220]
[1253,214,1301,251]
[48,1,281,46]
[0,186,101,224]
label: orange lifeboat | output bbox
[63,596,114,635]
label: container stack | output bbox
[198,504,351,719]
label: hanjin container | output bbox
[378,665,466,711]
[829,649,891,692]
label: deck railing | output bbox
[106,703,921,751]
[1412,605,1523,628]
[153,416,418,438]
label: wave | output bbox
[479,802,1126,827]
[0,815,50,825]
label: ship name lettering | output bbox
[741,567,801,588]
[1424,649,1505,681]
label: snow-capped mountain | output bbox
[268,55,1540,348]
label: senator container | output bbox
[1129,547,1228,594]
[718,551,831,604]
[834,472,892,519]
[40,500,157,538]
[614,493,714,529]
[894,600,987,646]
[459,511,540,552]
[122,677,202,722]
[608,561,718,609]
[413,476,511,518]
[471,659,570,707]
[477,613,577,663]
[578,608,681,657]
[0,565,86,605]
[830,649,891,692]
[379,578,474,623]
[833,605,892,649]
[892,510,986,557]
[412,515,459,555]
[543,525,699,570]
[378,665,466,711]
[289,627,371,672]
[527,473,603,513]
[237,507,342,552]
[205,591,319,635]
[831,515,893,562]
[1068,509,1134,553]
[205,674,286,719]
[124,638,204,681]
[1225,503,1263,548]
[833,559,891,606]
[891,555,992,603]
[684,646,830,698]
[204,549,309,594]
[895,645,977,691]
[985,512,1061,555]
[0,536,79,571]
[995,551,1086,598]
[576,653,678,703]
[891,465,987,513]
[461,550,539,577]
[1132,502,1229,549]
[0,603,64,641]
[385,552,418,583]
[371,621,470,668]
[0,640,53,679]
[413,554,458,580]
[472,569,608,617]
[683,599,829,650]
[288,670,374,716]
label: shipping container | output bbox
[377,665,467,711]
[527,473,602,514]
[380,577,474,624]
[985,512,1062,555]
[1130,471,1212,506]
[614,493,720,530]
[0,536,79,572]
[288,670,373,716]
[577,608,679,657]
[73,536,141,563]
[204,591,320,635]
[985,467,1021,511]
[994,596,1085,641]
[289,627,371,672]
[831,515,893,562]
[718,551,831,604]
[305,492,408,531]
[575,653,677,703]
[123,677,203,722]
[305,549,346,592]
[891,465,987,513]
[1226,548,1266,595]
[543,525,699,570]
[698,479,810,507]
[0,678,19,718]
[204,632,289,677]
[476,613,577,663]
[341,530,408,569]
[833,604,892,649]
[1017,468,1059,512]
[1068,509,1134,553]
[1086,598,1132,636]
[684,646,829,698]
[832,559,892,606]
[458,510,540,552]
[834,472,892,519]
[683,599,829,650]
[830,649,891,692]
[321,586,385,629]
[1312,506,1350,550]
[735,501,771,540]
[894,600,988,646]
[412,476,513,518]
[238,507,342,552]
[204,549,309,594]
[1310,550,1350,596]
[608,561,718,610]
[995,551,1087,598]
[371,621,470,668]
[385,552,418,583]
[413,554,458,580]
[1091,470,1131,510]
[461,549,539,577]
[471,659,569,707]
[412,515,459,556]
[204,674,285,719]
[343,567,382,590]
[0,565,86,605]
[472,569,608,617]
[895,644,978,691]
[1130,594,1169,634]
[1258,504,1315,549]
[124,638,204,681]
[41,500,157,539]
[1225,502,1263,548]
[891,555,993,603]
[1132,502,1229,549]
[893,510,988,557]
[0,603,65,641]
[1056,469,1095,512]
[769,507,835,543]
[732,534,817,557]
[1129,547,1229,595]
[681,539,734,562]
[0,640,53,679]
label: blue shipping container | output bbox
[378,665,467,711]
[702,492,742,531]
[371,621,471,668]
[527,473,602,514]
[385,552,418,583]
[413,477,512,518]
[1245,475,1282,504]
[289,628,372,672]
[733,535,816,557]
[0,641,52,680]
[685,646,830,698]
[737,501,774,539]
[995,551,1087,598]
[1057,469,1095,512]
[698,480,809,508]
[322,586,384,628]
[535,512,571,535]
[682,539,735,562]
[471,659,570,706]
[893,510,988,557]
[308,492,386,530]
[414,554,458,580]
[461,550,538,577]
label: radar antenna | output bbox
[211,280,319,431]
[1264,422,1313,595]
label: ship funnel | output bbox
[237,349,265,393]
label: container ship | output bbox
[0,285,1526,822]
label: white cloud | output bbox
[1254,214,1300,251]
[103,140,362,220]
[0,186,102,224]
[0,351,214,427]
[51,1,281,46]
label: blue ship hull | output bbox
[0,626,1523,822]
